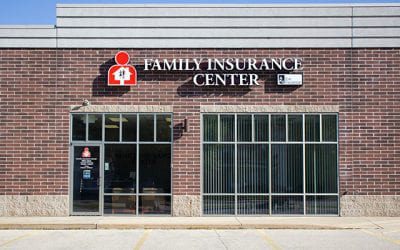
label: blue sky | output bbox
[0,0,399,24]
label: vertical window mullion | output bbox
[285,114,288,143]
[319,114,323,143]
[136,113,139,216]
[154,114,157,142]
[268,114,272,215]
[85,114,89,142]
[119,114,122,142]
[303,113,306,215]
[234,113,237,215]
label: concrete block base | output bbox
[340,195,400,216]
[172,195,201,217]
[0,195,69,216]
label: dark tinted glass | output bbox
[254,115,269,141]
[238,196,269,215]
[139,115,154,141]
[237,144,268,193]
[122,115,137,141]
[72,146,100,213]
[203,195,235,215]
[237,115,252,142]
[288,115,302,141]
[272,196,303,214]
[104,144,136,193]
[306,196,338,215]
[306,115,320,141]
[156,114,171,142]
[72,114,86,141]
[203,144,235,193]
[220,115,235,142]
[88,114,102,141]
[271,144,303,193]
[271,115,286,141]
[104,195,136,215]
[105,115,120,141]
[139,144,171,193]
[306,144,338,193]
[139,196,171,215]
[322,115,337,142]
[203,115,218,142]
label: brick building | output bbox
[0,4,399,216]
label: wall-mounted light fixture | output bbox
[82,99,90,106]
[183,118,189,132]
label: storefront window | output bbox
[71,113,172,216]
[202,113,338,215]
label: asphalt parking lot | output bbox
[0,228,399,250]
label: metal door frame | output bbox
[69,143,103,216]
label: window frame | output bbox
[201,113,339,216]
[70,112,173,216]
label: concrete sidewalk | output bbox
[0,216,399,230]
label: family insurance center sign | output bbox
[108,52,303,87]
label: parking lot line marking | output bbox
[133,229,152,250]
[0,232,35,248]
[361,229,400,246]
[257,230,282,250]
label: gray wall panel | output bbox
[0,4,399,48]
[57,7,352,17]
[353,7,400,16]
[353,28,400,37]
[0,38,56,47]
[353,17,400,27]
[57,38,352,48]
[57,28,352,38]
[0,28,56,38]
[353,38,400,47]
[56,17,352,28]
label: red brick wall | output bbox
[0,49,399,196]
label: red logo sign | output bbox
[81,147,91,158]
[108,51,137,86]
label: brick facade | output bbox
[0,48,399,201]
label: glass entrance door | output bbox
[71,145,101,215]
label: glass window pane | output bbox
[238,196,269,215]
[139,114,154,141]
[306,144,338,193]
[306,115,320,141]
[88,114,102,141]
[156,114,171,142]
[237,115,252,142]
[238,144,268,193]
[203,144,235,193]
[139,144,171,194]
[203,195,235,215]
[139,195,171,215]
[272,196,303,214]
[104,144,136,194]
[72,146,100,213]
[105,114,120,141]
[203,115,218,142]
[104,195,136,215]
[306,196,338,215]
[271,144,303,193]
[254,115,269,141]
[122,115,137,141]
[288,115,302,141]
[220,115,234,142]
[271,115,286,141]
[322,115,337,142]
[72,114,86,141]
